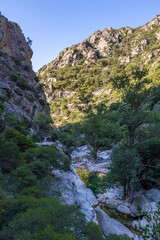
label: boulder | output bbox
[130,196,151,216]
[145,189,160,204]
[95,207,135,239]
[88,162,109,174]
[51,166,98,222]
[117,205,131,215]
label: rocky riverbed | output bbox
[38,142,160,239]
[71,145,112,174]
[71,145,160,236]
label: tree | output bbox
[33,112,53,143]
[0,135,22,173]
[109,146,143,197]
[83,113,119,159]
[27,37,32,46]
[24,146,70,172]
[4,128,36,152]
[108,67,160,196]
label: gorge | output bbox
[0,13,160,240]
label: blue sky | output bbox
[1,0,160,71]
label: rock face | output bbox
[0,15,32,64]
[71,145,111,174]
[37,15,160,126]
[95,206,135,239]
[51,166,98,222]
[0,14,49,126]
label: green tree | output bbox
[33,112,53,143]
[24,146,70,172]
[108,67,160,196]
[109,146,143,196]
[4,128,36,152]
[83,113,119,159]
[0,135,22,173]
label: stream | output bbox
[100,204,140,235]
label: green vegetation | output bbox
[0,103,134,239]
[33,112,53,142]
[139,208,160,240]
[83,112,120,159]
[38,20,160,126]
[107,68,160,196]
[0,109,105,239]
[76,168,108,194]
[53,67,160,197]
[2,17,160,239]
[10,74,34,91]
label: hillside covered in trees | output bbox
[38,15,160,126]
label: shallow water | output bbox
[100,204,140,235]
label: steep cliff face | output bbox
[38,15,160,126]
[0,14,49,126]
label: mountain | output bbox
[38,15,160,126]
[0,14,49,127]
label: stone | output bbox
[0,14,49,127]
[88,162,109,174]
[117,205,131,215]
[97,194,107,203]
[130,196,151,216]
[115,189,123,198]
[145,189,160,204]
[95,207,136,239]
[71,145,111,174]
[51,166,98,222]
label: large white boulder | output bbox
[51,166,98,222]
[95,206,136,239]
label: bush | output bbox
[4,128,36,152]
[10,166,38,191]
[10,74,33,91]
[1,196,103,240]
[5,115,30,135]
[24,146,70,171]
[0,135,22,173]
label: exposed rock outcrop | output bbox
[71,145,111,174]
[95,206,136,239]
[51,166,98,222]
[0,14,49,126]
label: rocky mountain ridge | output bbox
[38,14,160,125]
[0,14,49,127]
[39,15,160,70]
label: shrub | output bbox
[0,135,22,173]
[24,146,70,171]
[10,166,38,191]
[4,128,36,152]
[5,115,30,135]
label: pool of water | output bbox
[100,203,140,235]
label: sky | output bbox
[1,0,160,71]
